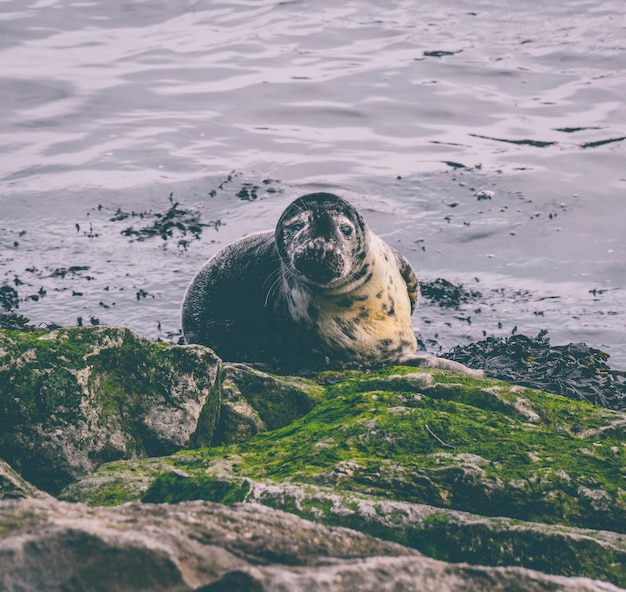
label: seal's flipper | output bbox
[392,249,419,314]
[394,353,484,377]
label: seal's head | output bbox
[276,193,369,289]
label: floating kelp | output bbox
[236,182,259,201]
[115,194,221,244]
[444,330,626,410]
[48,266,91,279]
[419,278,482,309]
[112,178,282,244]
[0,284,19,312]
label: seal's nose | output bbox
[311,212,337,241]
[310,238,332,258]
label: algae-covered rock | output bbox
[74,368,626,531]
[3,325,626,589]
[247,479,626,587]
[0,497,621,592]
[63,367,626,587]
[0,327,221,494]
[108,470,626,586]
[213,363,325,444]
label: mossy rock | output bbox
[62,366,626,586]
[61,468,626,587]
[213,363,325,444]
[248,481,626,587]
[63,366,626,530]
[0,327,221,494]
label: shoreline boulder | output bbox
[0,327,221,494]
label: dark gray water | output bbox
[1,0,625,364]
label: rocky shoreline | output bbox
[1,326,625,591]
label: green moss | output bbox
[56,366,626,587]
[1,326,221,492]
[60,364,626,589]
[0,329,88,429]
[142,472,250,504]
[212,370,624,530]
[423,511,452,527]
[70,366,626,534]
[80,477,144,507]
[299,497,335,516]
[58,457,177,506]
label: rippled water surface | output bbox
[1,0,625,364]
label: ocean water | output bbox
[1,0,625,364]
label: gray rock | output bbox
[63,465,626,586]
[0,498,621,592]
[0,327,221,493]
[0,459,50,500]
[214,558,623,592]
[213,363,323,444]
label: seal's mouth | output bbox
[292,241,347,285]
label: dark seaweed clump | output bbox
[114,194,221,245]
[0,314,35,331]
[420,278,482,308]
[0,284,19,312]
[444,330,626,410]
[0,284,34,330]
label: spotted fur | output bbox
[279,224,418,364]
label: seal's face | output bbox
[276,193,368,289]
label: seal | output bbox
[182,192,480,374]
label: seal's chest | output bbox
[290,281,417,361]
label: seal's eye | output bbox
[287,221,305,233]
[339,223,353,237]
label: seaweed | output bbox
[444,330,626,410]
[420,278,482,309]
[48,266,91,279]
[236,182,259,201]
[116,194,221,244]
[0,284,19,312]
[0,314,35,331]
